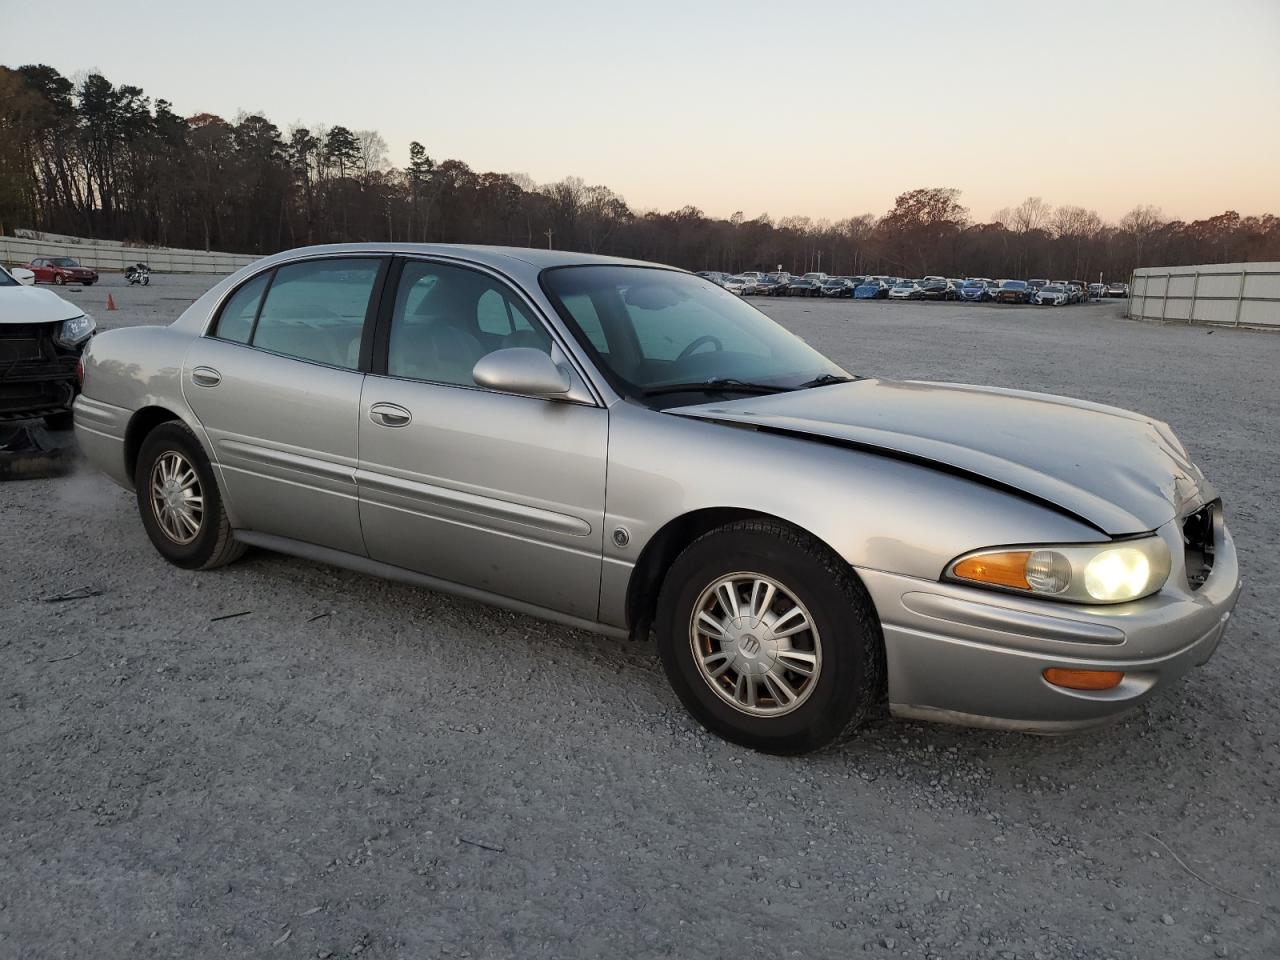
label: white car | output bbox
[723,276,758,296]
[1,265,96,428]
[1034,282,1070,306]
[887,280,923,300]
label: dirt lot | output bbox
[3,273,1278,959]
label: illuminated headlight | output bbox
[55,313,96,348]
[947,537,1171,604]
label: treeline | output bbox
[3,64,1279,281]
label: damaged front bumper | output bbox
[0,322,83,422]
[858,511,1242,733]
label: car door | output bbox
[356,258,608,620]
[182,255,386,555]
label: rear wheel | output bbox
[134,421,245,570]
[655,519,884,754]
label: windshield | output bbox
[1043,284,1065,292]
[1002,281,1028,289]
[541,266,848,400]
[894,282,914,289]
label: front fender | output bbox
[598,402,1103,628]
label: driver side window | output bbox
[387,261,553,387]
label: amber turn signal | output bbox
[1043,668,1125,691]
[952,551,1032,590]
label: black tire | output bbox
[134,421,245,570]
[43,410,74,431]
[54,274,65,285]
[655,519,885,755]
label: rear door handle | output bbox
[191,366,221,387]
[369,402,412,427]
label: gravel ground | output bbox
[3,273,1278,959]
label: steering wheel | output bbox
[676,335,723,362]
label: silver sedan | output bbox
[74,245,1241,754]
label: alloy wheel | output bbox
[149,450,204,544]
[689,572,822,717]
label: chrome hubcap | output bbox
[689,573,822,717]
[149,451,203,545]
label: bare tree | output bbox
[1010,196,1052,234]
[356,130,389,178]
[1119,204,1165,264]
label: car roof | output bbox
[246,242,668,273]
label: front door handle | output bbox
[191,366,221,387]
[369,402,412,427]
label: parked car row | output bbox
[701,270,1129,305]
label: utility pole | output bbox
[544,228,553,249]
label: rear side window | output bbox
[213,272,271,344]
[251,259,380,369]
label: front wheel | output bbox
[655,519,885,754]
[135,421,245,570]
[53,274,65,285]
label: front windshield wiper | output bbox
[793,374,857,390]
[640,377,792,398]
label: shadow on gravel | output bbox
[0,423,81,480]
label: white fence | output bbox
[1129,262,1280,329]
[0,233,258,276]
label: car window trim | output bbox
[245,267,277,345]
[369,254,604,407]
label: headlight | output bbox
[55,313,96,348]
[947,536,1171,604]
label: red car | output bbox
[23,256,99,286]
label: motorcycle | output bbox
[124,263,152,286]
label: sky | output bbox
[2,0,1278,224]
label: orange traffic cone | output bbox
[106,294,117,311]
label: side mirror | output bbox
[11,267,35,286]
[472,347,571,398]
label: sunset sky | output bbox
[3,0,1277,224]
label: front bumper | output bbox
[0,324,83,422]
[857,515,1242,733]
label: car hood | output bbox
[0,285,84,325]
[668,378,1214,534]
